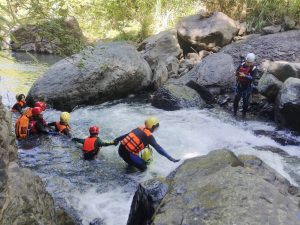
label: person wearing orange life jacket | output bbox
[12,94,26,114]
[233,53,258,117]
[114,117,180,171]
[72,126,117,160]
[29,107,49,135]
[15,112,31,139]
[48,112,71,137]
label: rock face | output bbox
[262,60,300,82]
[138,29,182,65]
[10,17,86,55]
[0,96,75,225]
[177,12,239,53]
[28,42,153,111]
[262,25,282,34]
[222,30,300,68]
[128,150,300,225]
[275,77,300,131]
[257,72,283,101]
[151,83,206,110]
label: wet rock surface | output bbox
[128,150,300,225]
[275,77,300,131]
[28,42,152,111]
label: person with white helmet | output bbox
[114,117,180,171]
[233,53,258,117]
[48,112,72,137]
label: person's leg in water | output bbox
[118,145,147,171]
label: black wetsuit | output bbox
[48,122,71,137]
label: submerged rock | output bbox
[28,42,152,111]
[128,150,300,225]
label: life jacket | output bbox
[55,122,70,133]
[121,127,152,155]
[22,108,33,118]
[15,114,30,139]
[11,100,26,112]
[237,63,254,83]
[82,137,97,152]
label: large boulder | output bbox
[262,60,300,82]
[138,29,182,65]
[221,30,300,69]
[127,150,300,225]
[138,29,182,81]
[10,17,86,55]
[257,72,283,101]
[177,53,235,101]
[0,96,75,225]
[151,83,206,110]
[177,12,239,53]
[275,77,300,131]
[28,42,153,111]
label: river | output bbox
[1,51,300,225]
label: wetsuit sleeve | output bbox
[47,122,56,127]
[148,135,174,161]
[13,103,23,114]
[36,120,49,134]
[72,138,85,144]
[114,133,128,142]
[63,128,72,138]
[235,65,241,76]
[96,138,115,147]
[249,66,258,79]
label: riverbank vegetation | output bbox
[1,0,299,55]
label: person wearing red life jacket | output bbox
[22,101,47,118]
[114,117,180,171]
[29,107,49,135]
[11,94,26,114]
[233,53,258,117]
[72,126,116,160]
[48,112,71,137]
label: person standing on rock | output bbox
[233,53,257,117]
[72,126,117,160]
[114,117,180,171]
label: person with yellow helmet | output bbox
[114,117,180,171]
[47,112,71,137]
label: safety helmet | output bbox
[246,53,255,63]
[89,126,100,135]
[34,101,47,111]
[141,147,153,162]
[60,112,70,123]
[16,93,25,101]
[145,117,159,130]
[32,107,43,116]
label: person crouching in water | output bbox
[48,112,71,137]
[233,53,258,118]
[11,93,26,114]
[29,107,49,135]
[72,126,117,160]
[114,117,180,171]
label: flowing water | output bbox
[1,51,300,225]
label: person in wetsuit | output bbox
[11,94,26,114]
[233,53,258,117]
[72,126,116,160]
[48,112,71,137]
[29,107,49,135]
[114,117,180,171]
